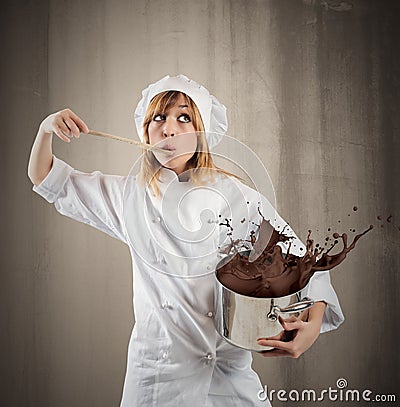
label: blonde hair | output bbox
[138,90,238,196]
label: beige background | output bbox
[1,0,399,406]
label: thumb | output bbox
[281,319,303,331]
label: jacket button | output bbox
[162,351,168,359]
[161,301,170,309]
[207,311,213,318]
[204,352,214,363]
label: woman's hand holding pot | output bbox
[257,301,326,358]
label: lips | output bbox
[162,143,176,152]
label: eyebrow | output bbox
[178,104,188,108]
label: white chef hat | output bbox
[134,74,228,149]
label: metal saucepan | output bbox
[213,252,315,351]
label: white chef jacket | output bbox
[32,155,344,407]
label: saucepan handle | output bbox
[267,297,315,322]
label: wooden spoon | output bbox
[86,130,173,155]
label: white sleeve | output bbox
[32,154,128,244]
[300,271,345,333]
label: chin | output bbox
[165,155,194,171]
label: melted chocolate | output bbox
[217,212,374,298]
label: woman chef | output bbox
[28,74,344,406]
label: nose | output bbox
[163,127,175,138]
[162,119,177,138]
[163,130,175,138]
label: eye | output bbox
[153,114,165,122]
[178,114,191,123]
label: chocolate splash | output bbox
[217,213,373,298]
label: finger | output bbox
[69,111,89,133]
[277,315,295,329]
[64,117,81,138]
[257,339,292,352]
[258,330,285,341]
[258,330,294,343]
[54,124,71,143]
[300,309,309,322]
[281,319,304,332]
[260,349,292,358]
[56,118,72,136]
[279,315,298,324]
[258,340,302,358]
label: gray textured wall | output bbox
[1,0,399,406]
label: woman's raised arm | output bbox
[28,108,89,186]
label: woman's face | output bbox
[148,93,198,175]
